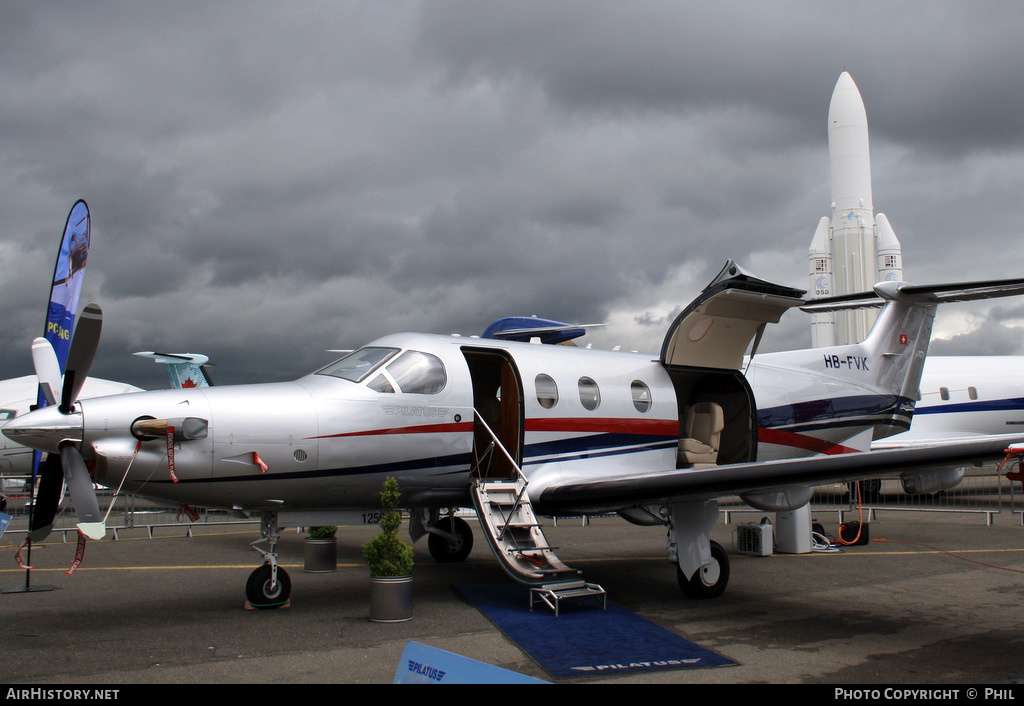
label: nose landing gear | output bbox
[247,512,291,609]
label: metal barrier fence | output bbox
[721,473,1024,527]
[2,472,1022,540]
[0,478,255,541]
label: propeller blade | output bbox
[31,337,61,408]
[60,443,105,539]
[27,452,65,542]
[61,303,102,414]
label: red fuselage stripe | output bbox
[315,419,857,456]
[314,422,475,439]
[313,417,678,440]
[757,428,860,455]
[525,417,679,435]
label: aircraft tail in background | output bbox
[133,352,214,388]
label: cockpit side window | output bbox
[367,374,395,393]
[0,409,16,421]
[385,351,447,394]
[316,347,399,382]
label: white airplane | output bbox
[862,356,1024,494]
[915,357,1024,441]
[0,351,212,477]
[6,262,1024,609]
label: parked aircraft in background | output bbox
[0,352,212,477]
[6,262,1024,609]
[866,356,1024,493]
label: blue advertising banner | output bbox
[44,200,91,369]
[31,201,91,481]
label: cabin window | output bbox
[968,386,978,400]
[631,380,652,413]
[940,387,950,401]
[535,374,558,409]
[317,347,399,382]
[386,351,447,394]
[578,377,601,411]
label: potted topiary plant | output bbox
[362,476,414,622]
[304,525,337,573]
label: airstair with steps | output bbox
[470,413,606,614]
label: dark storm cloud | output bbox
[930,302,1024,357]
[418,1,1024,152]
[0,2,1022,389]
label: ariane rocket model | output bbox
[809,71,903,347]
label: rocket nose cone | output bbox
[2,406,83,454]
[834,71,857,92]
[829,72,868,128]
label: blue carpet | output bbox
[456,582,736,679]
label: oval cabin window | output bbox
[578,377,601,411]
[535,374,558,409]
[631,380,652,413]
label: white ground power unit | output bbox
[734,522,773,556]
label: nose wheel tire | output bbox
[246,564,292,609]
[677,540,730,599]
[428,516,474,563]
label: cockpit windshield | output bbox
[316,347,399,382]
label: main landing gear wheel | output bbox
[246,564,292,609]
[428,516,474,563]
[677,540,729,599]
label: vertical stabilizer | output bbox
[133,352,214,388]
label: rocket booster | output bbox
[809,72,902,347]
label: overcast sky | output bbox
[1,1,1022,389]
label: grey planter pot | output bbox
[303,538,337,573]
[369,575,413,622]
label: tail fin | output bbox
[133,352,214,388]
[799,277,1024,438]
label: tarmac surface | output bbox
[3,509,1024,685]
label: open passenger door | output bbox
[661,261,806,467]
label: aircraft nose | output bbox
[2,406,83,454]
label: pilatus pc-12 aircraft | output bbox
[7,262,1024,608]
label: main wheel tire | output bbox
[428,516,474,563]
[677,540,730,599]
[245,564,291,609]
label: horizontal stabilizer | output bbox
[133,351,214,388]
[134,351,210,366]
[800,276,1024,314]
[482,316,605,345]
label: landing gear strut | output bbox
[247,512,291,609]
[668,499,730,599]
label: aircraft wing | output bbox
[536,435,1023,514]
[870,432,1024,454]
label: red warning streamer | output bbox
[65,531,88,576]
[14,538,33,570]
[253,452,269,473]
[166,425,179,482]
